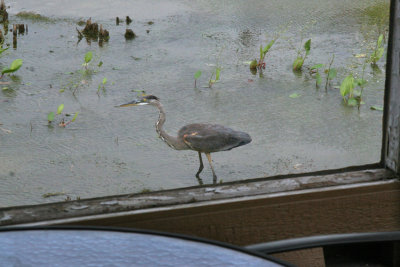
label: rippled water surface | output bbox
[0,0,389,206]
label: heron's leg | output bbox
[195,151,204,185]
[205,152,217,184]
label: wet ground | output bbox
[0,0,389,206]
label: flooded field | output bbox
[0,0,389,206]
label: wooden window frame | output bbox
[1,1,399,254]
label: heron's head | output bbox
[117,95,160,107]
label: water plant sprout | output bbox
[293,39,311,71]
[194,70,202,88]
[47,104,78,127]
[97,77,107,95]
[82,51,93,70]
[208,67,221,88]
[370,34,385,65]
[249,35,279,72]
[310,55,337,91]
[339,72,367,107]
[1,58,22,78]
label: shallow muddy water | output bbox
[0,0,389,206]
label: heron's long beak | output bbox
[116,99,147,108]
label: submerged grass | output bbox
[363,0,390,27]
[16,11,54,22]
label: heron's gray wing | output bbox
[179,124,251,153]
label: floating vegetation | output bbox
[0,46,7,56]
[289,93,301,98]
[363,0,390,29]
[16,11,51,22]
[370,105,383,111]
[42,192,66,198]
[132,89,146,96]
[47,104,79,127]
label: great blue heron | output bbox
[118,95,251,184]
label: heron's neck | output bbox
[154,101,187,150]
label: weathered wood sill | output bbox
[0,168,397,227]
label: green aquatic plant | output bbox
[310,64,325,88]
[310,63,324,87]
[363,1,390,32]
[289,93,301,98]
[16,11,52,22]
[1,59,22,78]
[208,67,221,88]
[339,73,367,107]
[309,55,336,90]
[207,47,224,88]
[57,104,64,114]
[258,39,276,69]
[249,60,257,70]
[82,51,93,70]
[324,55,337,90]
[97,77,107,95]
[0,47,8,56]
[250,36,279,72]
[194,70,202,88]
[340,55,368,108]
[62,51,103,96]
[370,34,385,65]
[293,39,311,71]
[48,104,79,127]
[81,51,103,75]
[47,104,65,123]
[42,192,67,198]
[370,105,383,111]
[340,74,355,105]
[132,89,146,96]
[47,112,55,123]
